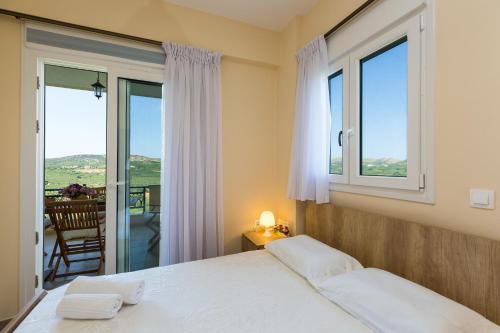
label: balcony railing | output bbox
[44,185,157,215]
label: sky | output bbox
[360,40,407,161]
[129,95,162,158]
[45,87,107,158]
[329,40,407,163]
[45,86,162,159]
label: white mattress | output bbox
[17,250,372,333]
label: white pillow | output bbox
[318,268,500,333]
[265,235,363,288]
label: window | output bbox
[329,70,343,175]
[326,0,434,203]
[360,37,407,177]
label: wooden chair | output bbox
[46,200,105,281]
[0,290,47,333]
[146,185,161,252]
[93,186,107,213]
[94,186,106,196]
[44,197,59,268]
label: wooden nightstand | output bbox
[242,230,286,251]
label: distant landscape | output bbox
[45,154,406,192]
[331,157,407,177]
[44,154,161,191]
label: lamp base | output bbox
[262,228,273,237]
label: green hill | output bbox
[45,154,161,190]
[362,158,407,177]
[330,157,407,177]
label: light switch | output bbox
[469,189,495,209]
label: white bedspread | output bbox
[17,251,372,333]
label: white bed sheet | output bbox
[17,250,372,333]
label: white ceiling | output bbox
[165,0,320,31]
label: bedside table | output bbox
[242,230,286,252]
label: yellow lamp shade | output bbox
[259,211,276,228]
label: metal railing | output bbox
[45,185,157,215]
[129,186,147,215]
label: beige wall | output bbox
[276,0,500,244]
[0,0,281,319]
[0,15,21,321]
[275,18,300,233]
[222,59,279,253]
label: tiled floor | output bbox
[43,214,160,290]
[43,231,104,290]
[129,215,160,271]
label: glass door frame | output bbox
[105,69,163,275]
[116,78,163,273]
[21,28,164,307]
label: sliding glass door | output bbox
[117,78,163,273]
[25,36,165,300]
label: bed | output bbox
[15,250,373,333]
[13,204,500,332]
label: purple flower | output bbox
[60,183,98,199]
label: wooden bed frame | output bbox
[305,203,500,325]
[1,290,47,333]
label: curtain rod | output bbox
[1,1,378,46]
[323,0,379,40]
[1,2,378,61]
[0,8,163,46]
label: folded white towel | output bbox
[65,275,145,305]
[56,294,123,320]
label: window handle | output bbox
[338,130,343,147]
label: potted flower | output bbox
[59,183,97,200]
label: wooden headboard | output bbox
[305,203,500,324]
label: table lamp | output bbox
[259,211,276,237]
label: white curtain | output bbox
[160,42,223,266]
[288,36,331,204]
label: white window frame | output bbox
[327,0,435,204]
[328,56,349,185]
[350,15,420,190]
